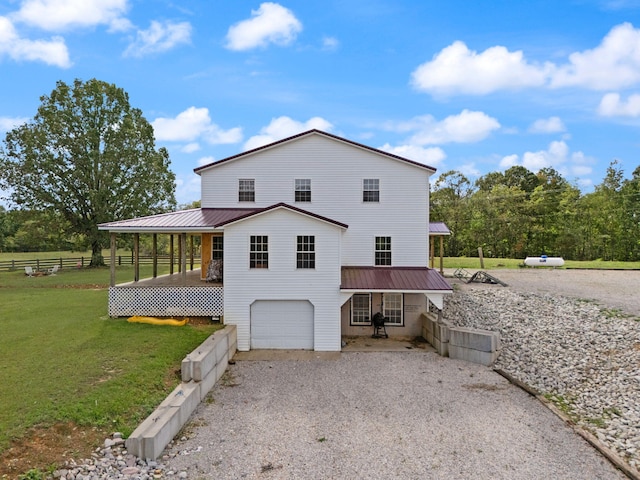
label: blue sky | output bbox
[2,0,640,205]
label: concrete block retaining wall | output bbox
[126,325,237,460]
[422,314,500,367]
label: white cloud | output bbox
[197,156,215,167]
[152,107,242,145]
[551,23,640,90]
[322,36,339,50]
[0,16,70,67]
[500,140,593,178]
[243,116,333,151]
[379,143,446,167]
[598,92,640,116]
[13,0,130,32]
[124,20,191,57]
[181,142,200,153]
[225,2,302,51]
[175,173,201,205]
[459,163,482,178]
[528,116,566,133]
[411,41,550,95]
[0,115,28,132]
[387,110,500,145]
[412,23,640,96]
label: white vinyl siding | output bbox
[200,133,431,267]
[223,208,343,351]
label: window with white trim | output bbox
[239,179,255,202]
[375,236,391,266]
[249,235,268,268]
[351,293,371,325]
[212,236,223,260]
[383,293,403,325]
[363,178,379,202]
[296,235,315,269]
[295,179,311,202]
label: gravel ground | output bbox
[158,268,638,479]
[162,352,623,479]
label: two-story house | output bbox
[99,129,452,351]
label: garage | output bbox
[250,300,314,349]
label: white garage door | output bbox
[251,300,314,349]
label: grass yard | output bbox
[0,265,219,477]
[441,257,640,270]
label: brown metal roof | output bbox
[98,204,348,232]
[194,129,437,174]
[429,222,451,235]
[341,266,452,292]
[98,208,260,232]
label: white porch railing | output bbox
[108,286,223,317]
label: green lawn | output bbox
[0,265,219,454]
[440,257,640,270]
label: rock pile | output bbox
[50,433,188,479]
[444,287,640,472]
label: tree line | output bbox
[431,162,640,261]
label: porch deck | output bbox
[109,269,223,318]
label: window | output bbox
[351,294,371,325]
[250,235,268,268]
[383,293,403,325]
[375,236,391,266]
[363,178,379,202]
[296,235,315,268]
[295,179,311,202]
[239,179,255,202]
[212,236,223,260]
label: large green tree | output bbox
[0,79,176,265]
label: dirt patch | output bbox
[0,423,107,479]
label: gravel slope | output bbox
[162,352,624,479]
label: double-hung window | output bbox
[295,179,311,202]
[383,293,403,325]
[363,179,379,202]
[296,235,315,269]
[239,179,255,202]
[249,235,268,268]
[375,236,391,266]
[351,293,371,325]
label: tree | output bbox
[0,79,176,265]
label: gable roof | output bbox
[194,129,437,175]
[217,202,349,229]
[98,204,348,233]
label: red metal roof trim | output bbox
[194,129,437,174]
[341,266,452,291]
[98,208,260,230]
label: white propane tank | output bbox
[524,255,565,267]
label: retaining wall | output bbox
[421,314,500,366]
[125,325,237,460]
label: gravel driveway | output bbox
[162,351,623,479]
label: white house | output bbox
[99,130,452,351]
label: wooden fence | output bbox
[0,255,202,272]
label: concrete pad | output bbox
[233,350,342,361]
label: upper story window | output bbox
[363,179,379,202]
[296,235,315,269]
[239,179,255,202]
[375,236,391,266]
[250,235,268,268]
[295,179,311,202]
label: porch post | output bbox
[178,234,183,273]
[110,232,116,287]
[134,233,140,283]
[181,232,187,285]
[189,235,194,271]
[429,236,435,268]
[170,235,174,275]
[439,235,444,274]
[152,233,158,278]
